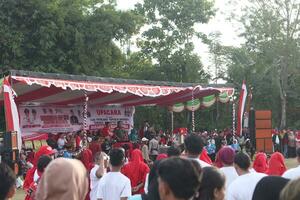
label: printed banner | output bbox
[19,105,135,138]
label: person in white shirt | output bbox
[282,147,300,180]
[57,133,66,150]
[184,133,211,167]
[97,148,131,200]
[227,152,266,200]
[218,146,238,188]
[90,152,107,200]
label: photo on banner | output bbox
[19,105,135,138]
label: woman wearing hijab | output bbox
[80,148,94,171]
[36,158,88,200]
[218,147,238,188]
[267,152,287,176]
[122,149,150,195]
[23,146,55,190]
[253,152,269,173]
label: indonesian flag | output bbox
[236,81,247,136]
[3,77,22,150]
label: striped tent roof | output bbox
[0,70,234,106]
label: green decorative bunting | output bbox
[202,95,216,107]
[186,99,201,111]
[171,103,185,113]
[218,92,230,103]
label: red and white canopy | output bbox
[0,70,234,106]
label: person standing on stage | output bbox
[114,121,127,142]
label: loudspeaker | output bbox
[1,131,19,174]
[249,108,256,147]
[3,131,18,151]
[1,150,19,175]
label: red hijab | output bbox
[253,152,268,173]
[23,146,55,190]
[121,149,150,194]
[200,148,213,165]
[267,152,287,176]
[80,148,94,171]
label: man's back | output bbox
[220,166,238,188]
[227,172,266,200]
[282,165,300,180]
[97,172,131,200]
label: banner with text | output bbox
[19,105,135,138]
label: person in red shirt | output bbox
[121,149,150,194]
[89,136,102,157]
[76,132,83,150]
[23,146,55,190]
[25,155,52,200]
[102,122,112,139]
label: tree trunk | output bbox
[279,58,288,129]
[280,92,287,129]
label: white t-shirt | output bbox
[282,165,300,180]
[96,172,131,200]
[144,173,149,194]
[220,166,238,188]
[189,158,211,168]
[90,165,106,200]
[227,172,266,200]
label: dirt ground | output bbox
[13,158,299,200]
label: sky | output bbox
[116,0,245,77]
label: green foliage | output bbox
[135,0,214,83]
[0,0,141,76]
[0,0,233,132]
[224,0,300,128]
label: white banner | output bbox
[19,105,135,137]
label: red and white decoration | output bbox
[2,76,234,106]
[0,73,234,141]
[236,81,247,136]
[3,78,22,150]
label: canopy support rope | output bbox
[83,90,89,133]
[192,88,195,133]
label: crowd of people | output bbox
[1,121,300,200]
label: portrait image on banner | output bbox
[19,105,135,138]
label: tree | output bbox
[225,0,300,128]
[0,0,141,76]
[135,0,214,83]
